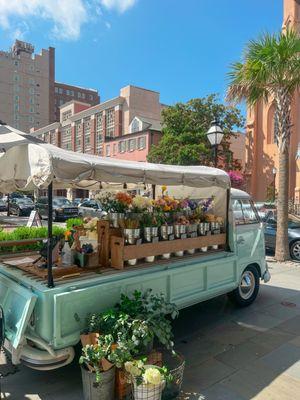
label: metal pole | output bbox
[6,193,10,217]
[273,174,276,201]
[47,182,54,288]
[214,145,218,168]
[152,184,156,200]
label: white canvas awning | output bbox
[0,142,230,193]
[0,124,44,152]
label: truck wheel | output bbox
[228,265,260,307]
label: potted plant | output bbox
[125,360,172,400]
[97,191,132,227]
[120,218,141,266]
[79,335,116,400]
[130,195,153,220]
[174,215,189,256]
[116,290,178,351]
[141,214,159,263]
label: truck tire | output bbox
[228,265,260,307]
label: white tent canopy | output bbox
[0,143,230,193]
[0,124,44,152]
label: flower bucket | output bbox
[146,256,155,263]
[81,365,115,400]
[133,380,165,400]
[109,213,125,228]
[80,332,99,347]
[161,352,185,400]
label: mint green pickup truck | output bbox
[0,188,270,370]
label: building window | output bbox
[106,145,110,157]
[29,78,35,85]
[70,90,74,96]
[49,129,56,145]
[75,121,81,152]
[84,117,91,153]
[89,94,93,101]
[14,104,19,112]
[129,138,136,152]
[96,112,103,155]
[29,87,35,95]
[14,60,19,67]
[59,99,64,106]
[29,97,34,105]
[118,140,126,153]
[15,95,19,102]
[138,136,146,150]
[113,143,117,155]
[106,108,115,138]
[66,89,70,95]
[28,116,34,123]
[61,125,72,150]
[62,110,72,122]
[130,117,141,133]
[78,92,82,98]
[82,93,86,99]
[14,74,19,82]
[29,106,34,113]
[59,88,63,94]
[55,87,59,94]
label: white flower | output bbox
[124,361,142,377]
[132,195,152,210]
[143,368,162,385]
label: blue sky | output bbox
[0,0,282,107]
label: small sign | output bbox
[168,234,175,241]
[27,210,42,228]
[180,234,187,239]
[136,238,142,246]
[152,236,159,244]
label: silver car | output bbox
[78,199,105,218]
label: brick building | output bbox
[0,40,99,132]
[31,85,163,197]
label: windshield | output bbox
[53,198,72,206]
[16,198,33,205]
[266,216,300,229]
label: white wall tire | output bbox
[228,265,260,307]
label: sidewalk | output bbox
[2,259,300,399]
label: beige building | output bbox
[0,40,99,133]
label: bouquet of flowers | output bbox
[131,196,153,212]
[96,191,132,213]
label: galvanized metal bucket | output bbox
[81,366,115,400]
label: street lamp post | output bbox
[206,120,224,167]
[272,167,277,201]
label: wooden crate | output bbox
[110,233,226,269]
[97,220,122,268]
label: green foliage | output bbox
[116,289,179,350]
[66,218,83,230]
[0,226,65,253]
[227,29,300,106]
[148,94,244,166]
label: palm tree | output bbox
[227,29,300,261]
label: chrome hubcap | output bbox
[292,243,300,259]
[239,270,255,300]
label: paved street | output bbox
[1,258,300,399]
[0,213,66,229]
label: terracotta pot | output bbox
[80,332,99,346]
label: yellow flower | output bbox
[143,368,162,385]
[161,185,167,194]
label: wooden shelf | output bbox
[110,233,226,269]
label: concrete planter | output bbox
[81,366,115,400]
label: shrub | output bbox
[0,225,65,253]
[66,218,83,230]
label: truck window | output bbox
[232,199,245,225]
[241,200,259,224]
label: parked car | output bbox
[35,196,79,221]
[78,199,105,218]
[10,197,35,216]
[254,202,276,220]
[0,198,7,212]
[264,214,300,260]
[73,198,89,207]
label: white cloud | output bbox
[100,0,137,13]
[0,0,137,41]
[0,0,88,40]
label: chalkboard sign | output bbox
[27,210,42,227]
